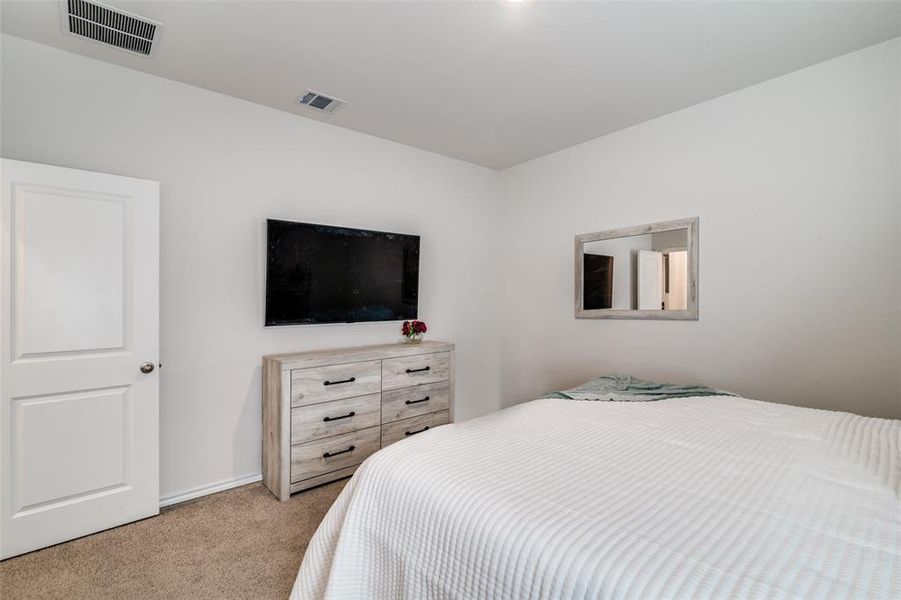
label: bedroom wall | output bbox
[499,38,901,419]
[1,33,899,508]
[0,34,503,502]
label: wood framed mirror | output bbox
[575,217,698,320]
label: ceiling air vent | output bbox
[297,91,347,114]
[60,0,162,58]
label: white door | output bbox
[637,249,663,310]
[0,159,159,559]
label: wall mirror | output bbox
[575,217,698,320]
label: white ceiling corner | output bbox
[2,1,899,169]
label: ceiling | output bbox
[2,1,900,170]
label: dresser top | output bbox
[264,340,454,370]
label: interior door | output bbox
[1,159,159,559]
[637,249,663,310]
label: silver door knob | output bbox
[140,362,155,374]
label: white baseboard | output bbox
[159,473,263,508]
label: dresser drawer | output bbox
[382,381,450,423]
[291,427,380,483]
[291,360,381,407]
[291,393,381,444]
[382,352,450,390]
[381,410,450,447]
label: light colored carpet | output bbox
[0,480,345,600]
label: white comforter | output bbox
[292,396,900,599]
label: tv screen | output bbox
[583,254,613,310]
[265,219,420,325]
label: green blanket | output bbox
[543,374,734,402]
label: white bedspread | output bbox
[292,396,900,599]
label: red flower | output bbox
[402,320,427,337]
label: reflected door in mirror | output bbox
[637,250,664,310]
[664,251,688,310]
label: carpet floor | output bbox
[0,480,345,600]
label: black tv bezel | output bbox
[264,219,420,326]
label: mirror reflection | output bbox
[582,228,689,311]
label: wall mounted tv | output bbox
[265,219,420,325]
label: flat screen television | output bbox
[265,219,420,325]
[583,254,613,310]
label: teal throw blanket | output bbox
[543,374,734,402]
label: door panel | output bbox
[12,387,129,513]
[1,159,159,559]
[637,249,663,310]
[14,186,128,358]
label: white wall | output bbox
[2,33,899,504]
[499,39,901,420]
[0,35,503,500]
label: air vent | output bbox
[297,91,347,114]
[60,0,162,58]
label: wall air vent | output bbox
[60,0,163,58]
[297,91,347,114]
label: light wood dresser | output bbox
[262,341,454,501]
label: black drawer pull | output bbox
[405,396,430,405]
[323,445,355,458]
[323,411,356,422]
[405,366,430,374]
[323,377,356,386]
[405,426,430,437]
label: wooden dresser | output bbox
[262,341,454,501]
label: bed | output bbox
[291,394,900,599]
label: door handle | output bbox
[140,362,155,374]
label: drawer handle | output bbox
[323,377,356,386]
[405,396,430,405]
[405,426,430,437]
[323,411,356,422]
[405,366,430,374]
[323,445,355,458]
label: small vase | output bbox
[405,334,423,344]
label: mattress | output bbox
[292,396,900,599]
